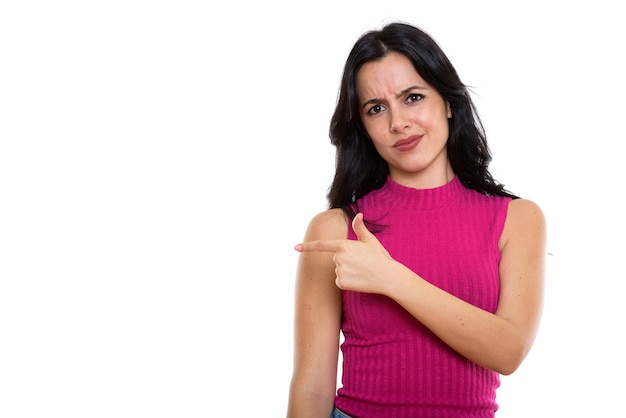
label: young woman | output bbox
[287,22,546,418]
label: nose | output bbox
[390,110,410,132]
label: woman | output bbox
[287,22,546,418]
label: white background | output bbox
[1,1,624,416]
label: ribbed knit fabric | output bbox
[334,176,511,418]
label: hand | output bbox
[295,213,395,294]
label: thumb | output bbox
[352,213,375,242]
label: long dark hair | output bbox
[327,22,517,213]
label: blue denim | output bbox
[331,406,352,418]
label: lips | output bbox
[393,135,422,152]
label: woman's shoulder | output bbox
[507,198,545,223]
[303,208,349,241]
[500,198,546,248]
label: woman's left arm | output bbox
[389,198,546,374]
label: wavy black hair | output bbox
[327,22,517,214]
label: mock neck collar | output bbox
[377,175,467,210]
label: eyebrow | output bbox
[360,85,427,110]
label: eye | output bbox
[406,93,424,103]
[367,103,386,115]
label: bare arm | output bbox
[287,209,346,418]
[296,200,546,375]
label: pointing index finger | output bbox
[294,239,344,253]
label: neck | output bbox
[389,164,455,189]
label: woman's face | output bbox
[356,52,453,187]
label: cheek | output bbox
[418,110,448,133]
[361,118,388,141]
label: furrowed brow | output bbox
[361,85,427,110]
[361,98,381,110]
[396,85,426,98]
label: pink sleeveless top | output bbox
[335,176,511,418]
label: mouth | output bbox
[393,135,422,152]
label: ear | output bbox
[446,102,452,118]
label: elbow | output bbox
[492,345,530,376]
[488,324,539,375]
[288,376,336,417]
[497,361,522,376]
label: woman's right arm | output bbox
[287,209,347,418]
